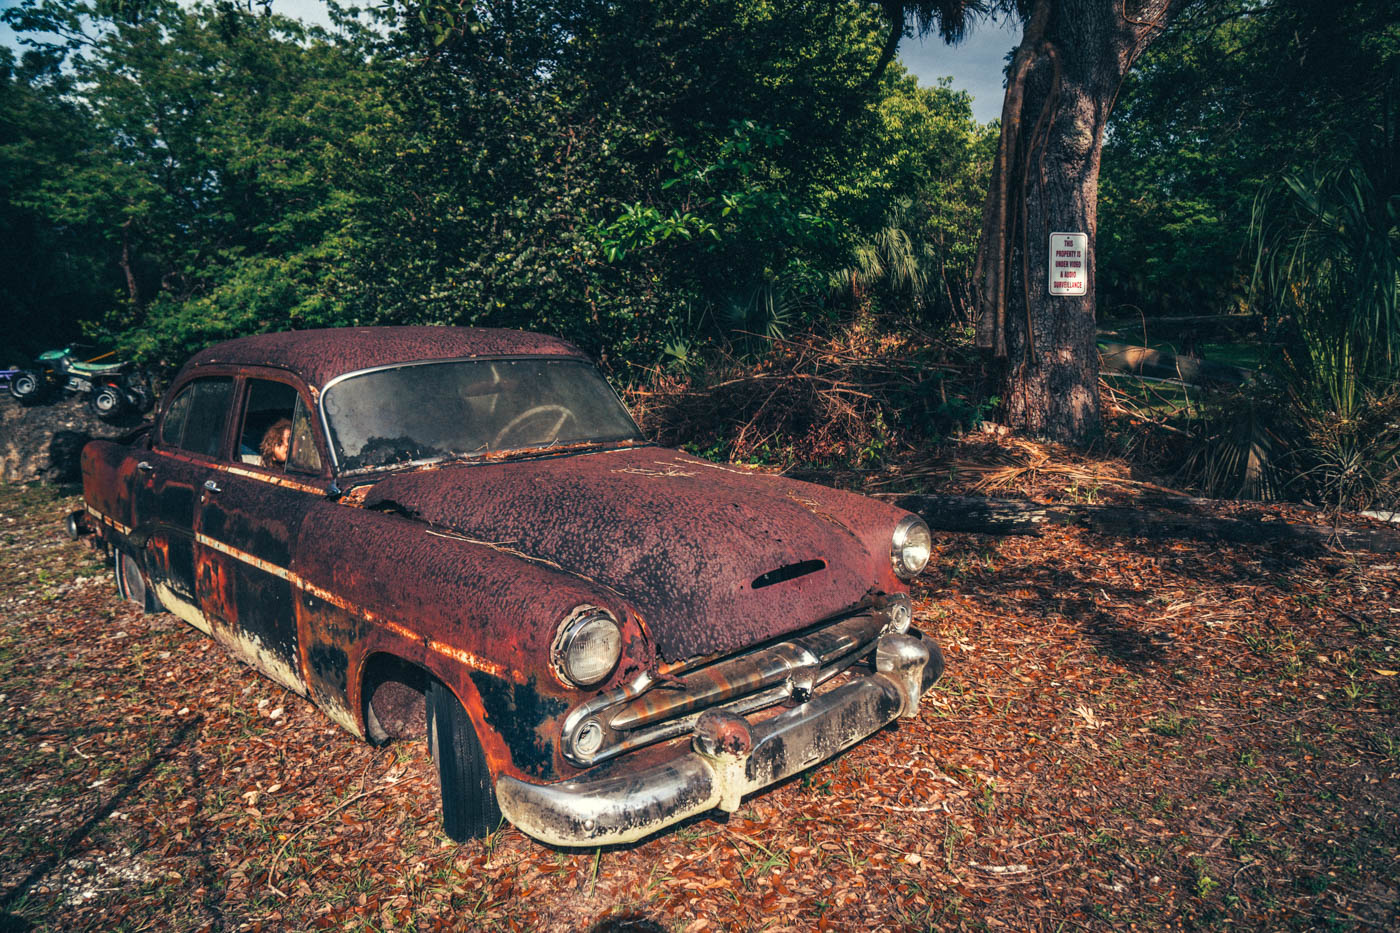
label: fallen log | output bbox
[1098,341,1252,386]
[896,493,1400,554]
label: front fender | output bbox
[291,501,653,781]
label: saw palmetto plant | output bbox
[1244,165,1400,510]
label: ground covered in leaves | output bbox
[1,463,1397,931]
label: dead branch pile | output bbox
[623,326,962,466]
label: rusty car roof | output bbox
[183,326,589,389]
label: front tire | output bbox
[426,679,501,842]
[115,549,162,613]
[9,370,46,404]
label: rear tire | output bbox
[426,679,501,842]
[9,370,45,404]
[90,385,126,421]
[115,549,162,613]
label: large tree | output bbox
[882,0,1194,443]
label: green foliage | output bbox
[590,120,816,267]
[1253,167,1400,403]
[1099,0,1399,321]
[1175,165,1400,510]
[1104,0,1400,510]
[1251,166,1400,510]
[0,45,116,357]
[2,0,992,375]
[835,75,994,325]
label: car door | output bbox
[195,375,327,696]
[135,375,235,631]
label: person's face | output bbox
[273,428,290,463]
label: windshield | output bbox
[322,358,644,473]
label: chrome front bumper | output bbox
[496,632,942,847]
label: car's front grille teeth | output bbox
[563,609,888,768]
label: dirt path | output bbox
[0,482,1396,931]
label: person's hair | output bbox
[260,418,292,467]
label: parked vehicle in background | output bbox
[8,346,154,421]
[0,365,24,397]
[74,326,942,846]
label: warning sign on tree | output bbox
[1048,232,1088,296]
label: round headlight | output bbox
[551,607,623,687]
[891,515,931,580]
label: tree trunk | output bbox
[120,217,140,305]
[975,0,1187,444]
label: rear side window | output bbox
[160,387,193,447]
[288,395,324,474]
[160,378,234,457]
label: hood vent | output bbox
[751,559,826,590]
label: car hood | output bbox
[360,447,909,662]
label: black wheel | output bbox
[9,370,46,404]
[89,385,126,421]
[426,679,500,841]
[125,382,154,414]
[115,549,162,613]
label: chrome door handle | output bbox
[137,461,154,472]
[203,479,222,494]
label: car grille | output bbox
[561,608,893,768]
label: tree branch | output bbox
[865,2,908,88]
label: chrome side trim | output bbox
[189,531,511,680]
[85,504,133,537]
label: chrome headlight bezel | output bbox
[891,515,932,581]
[551,606,623,688]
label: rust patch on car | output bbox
[180,326,588,394]
[693,710,755,757]
[361,446,912,661]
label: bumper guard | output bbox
[496,632,941,846]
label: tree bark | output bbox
[976,0,1188,444]
[120,217,140,305]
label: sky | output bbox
[899,16,1021,123]
[2,0,1020,123]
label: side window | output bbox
[287,395,324,474]
[238,379,299,469]
[160,385,194,447]
[160,378,233,457]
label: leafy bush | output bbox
[1255,166,1400,510]
[1175,165,1400,511]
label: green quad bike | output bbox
[8,346,155,422]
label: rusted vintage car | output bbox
[77,327,942,846]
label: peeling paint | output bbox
[211,625,308,696]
